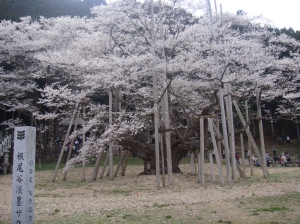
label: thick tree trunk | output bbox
[119,135,188,174]
[139,151,185,175]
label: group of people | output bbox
[56,136,85,154]
[249,149,294,167]
[272,135,290,144]
[220,148,294,167]
[273,151,293,166]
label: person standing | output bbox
[281,153,287,166]
[272,146,276,156]
[235,152,240,165]
[278,136,282,144]
[286,136,290,143]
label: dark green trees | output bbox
[0,0,106,21]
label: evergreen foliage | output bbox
[0,0,106,21]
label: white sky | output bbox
[218,0,300,31]
[107,0,300,31]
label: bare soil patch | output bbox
[1,164,300,223]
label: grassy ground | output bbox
[238,136,300,157]
[35,156,144,172]
[36,136,299,172]
[1,137,298,224]
[14,166,300,224]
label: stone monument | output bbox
[12,127,36,224]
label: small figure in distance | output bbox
[278,136,282,145]
[235,151,240,165]
[272,146,276,156]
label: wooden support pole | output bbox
[159,0,173,186]
[249,143,254,175]
[198,118,205,185]
[228,84,238,180]
[160,134,166,187]
[90,149,103,182]
[225,83,237,181]
[81,105,86,181]
[297,122,300,142]
[190,151,195,174]
[233,100,268,177]
[99,152,109,179]
[109,90,113,180]
[240,132,246,178]
[113,149,125,178]
[216,113,222,162]
[235,163,244,178]
[245,100,254,175]
[63,104,80,181]
[151,0,160,191]
[206,0,231,186]
[209,151,215,182]
[211,118,242,180]
[208,118,224,185]
[51,103,79,182]
[256,89,268,179]
[121,150,130,176]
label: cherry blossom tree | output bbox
[0,17,49,150]
[34,1,300,173]
[1,0,299,175]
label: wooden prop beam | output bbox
[208,151,215,182]
[198,118,205,185]
[240,132,246,178]
[51,103,79,182]
[210,118,243,179]
[121,150,130,176]
[232,100,268,177]
[256,90,268,179]
[99,152,109,179]
[81,106,86,181]
[113,149,125,178]
[90,150,103,182]
[109,90,113,180]
[208,118,224,185]
[190,151,195,174]
[225,84,237,181]
[245,100,254,175]
[160,134,166,187]
[63,105,80,181]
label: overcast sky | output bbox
[218,0,300,31]
[107,0,300,31]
